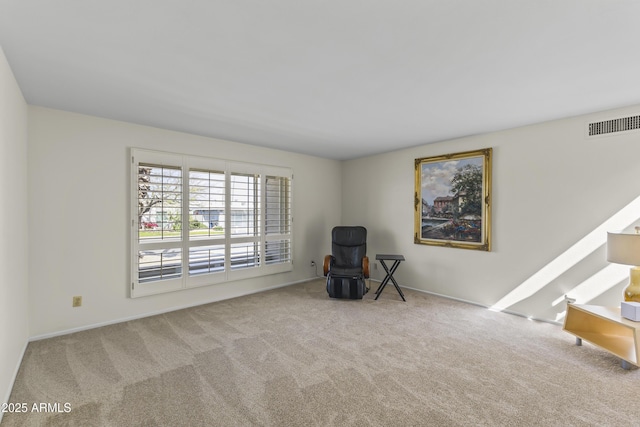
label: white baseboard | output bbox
[401,284,563,326]
[30,277,318,342]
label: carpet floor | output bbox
[2,279,639,426]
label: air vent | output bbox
[588,115,640,136]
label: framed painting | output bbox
[414,148,492,251]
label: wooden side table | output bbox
[563,303,640,369]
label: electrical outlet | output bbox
[72,296,82,307]
[374,262,378,270]
[310,260,316,267]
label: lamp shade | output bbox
[607,232,640,266]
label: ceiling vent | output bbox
[588,115,640,137]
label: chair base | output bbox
[327,276,368,299]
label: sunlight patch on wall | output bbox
[552,264,628,322]
[552,264,628,307]
[489,195,640,312]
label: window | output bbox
[137,164,183,284]
[229,172,260,270]
[265,175,292,265]
[131,149,292,297]
[188,168,225,278]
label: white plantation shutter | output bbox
[229,172,260,272]
[188,168,226,285]
[131,149,292,297]
[265,175,292,265]
[133,151,184,296]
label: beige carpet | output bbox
[3,279,639,426]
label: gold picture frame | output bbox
[414,148,492,251]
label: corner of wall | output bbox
[0,43,30,411]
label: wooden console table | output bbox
[563,303,640,369]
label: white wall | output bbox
[20,71,640,336]
[0,46,29,414]
[342,105,640,323]
[28,107,341,337]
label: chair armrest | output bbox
[323,255,333,276]
[363,256,370,278]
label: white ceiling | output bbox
[1,1,640,160]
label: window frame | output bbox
[131,148,293,298]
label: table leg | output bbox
[374,260,391,300]
[389,271,406,301]
[374,260,406,301]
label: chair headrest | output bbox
[332,226,367,246]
